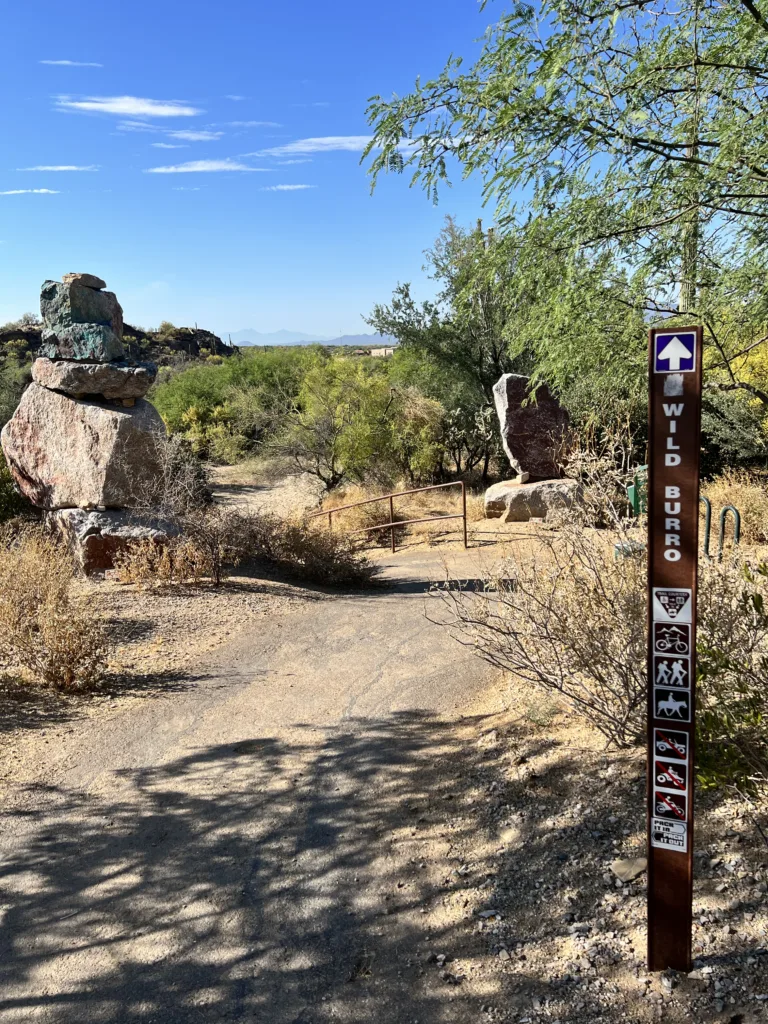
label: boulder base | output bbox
[32,357,157,400]
[484,478,583,522]
[47,508,177,574]
[0,384,165,510]
[493,373,569,480]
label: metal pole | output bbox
[389,495,396,554]
[462,481,468,548]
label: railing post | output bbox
[328,511,333,532]
[461,481,468,548]
[389,495,396,554]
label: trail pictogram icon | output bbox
[652,588,693,622]
[654,657,690,688]
[655,760,688,791]
[654,689,691,721]
[654,792,687,820]
[653,729,689,760]
[653,623,691,655]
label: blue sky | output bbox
[0,1,490,337]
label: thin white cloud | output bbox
[277,158,313,165]
[116,120,162,133]
[146,159,269,173]
[0,189,61,195]
[256,136,371,156]
[226,95,245,101]
[172,187,202,191]
[40,59,103,67]
[56,95,202,117]
[152,142,188,149]
[261,184,316,191]
[226,120,282,128]
[168,130,223,142]
[18,164,98,171]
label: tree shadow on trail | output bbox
[1,708,762,1024]
[0,710,518,1024]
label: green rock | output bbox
[39,324,125,362]
[39,279,125,362]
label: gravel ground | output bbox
[403,683,768,1024]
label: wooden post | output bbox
[646,325,703,973]
[389,495,396,554]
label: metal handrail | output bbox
[309,480,468,554]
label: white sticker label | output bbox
[652,588,693,623]
[650,817,688,852]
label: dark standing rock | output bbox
[61,272,107,290]
[493,374,569,480]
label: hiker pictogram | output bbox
[656,760,688,791]
[654,791,687,820]
[653,622,691,655]
[653,729,689,760]
[654,656,690,688]
[654,688,691,721]
[652,587,693,623]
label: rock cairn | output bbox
[1,273,171,572]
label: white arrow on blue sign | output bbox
[654,332,696,373]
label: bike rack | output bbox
[717,504,741,562]
[700,496,712,559]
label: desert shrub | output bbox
[239,512,381,587]
[440,526,647,748]
[113,537,214,588]
[440,526,768,788]
[696,557,768,790]
[0,529,108,691]
[703,470,768,545]
[128,432,211,520]
[115,506,242,588]
[115,506,380,589]
[562,421,641,528]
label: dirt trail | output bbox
[0,546,502,1024]
[0,532,765,1024]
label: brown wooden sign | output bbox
[646,325,703,972]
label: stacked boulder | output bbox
[1,273,171,572]
[484,372,581,521]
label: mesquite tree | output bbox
[365,0,768,406]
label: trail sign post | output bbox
[646,326,703,972]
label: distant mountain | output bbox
[223,329,396,348]
[223,329,332,346]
